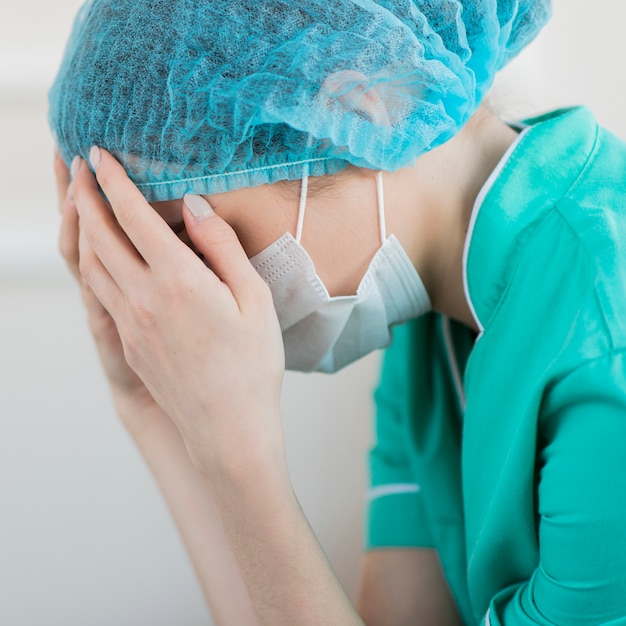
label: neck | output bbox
[390,107,520,332]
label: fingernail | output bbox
[71,156,81,178]
[184,194,214,220]
[90,146,101,170]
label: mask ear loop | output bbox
[376,170,387,244]
[295,162,309,243]
[298,166,385,244]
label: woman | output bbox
[50,0,626,624]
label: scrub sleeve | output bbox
[367,314,440,550]
[366,312,476,623]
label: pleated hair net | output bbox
[49,0,551,201]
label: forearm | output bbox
[121,403,259,626]
[357,549,463,626]
[199,425,363,626]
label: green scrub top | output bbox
[365,107,626,626]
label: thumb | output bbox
[182,194,261,295]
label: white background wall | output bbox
[1,2,624,624]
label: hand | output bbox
[54,150,160,427]
[70,147,285,470]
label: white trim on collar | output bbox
[485,607,492,626]
[462,126,531,337]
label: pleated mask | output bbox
[250,170,431,372]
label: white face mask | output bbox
[250,169,431,373]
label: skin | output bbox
[55,161,261,625]
[54,105,518,624]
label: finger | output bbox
[81,278,106,314]
[77,224,125,321]
[58,195,81,282]
[80,278,115,329]
[88,146,181,268]
[72,156,147,290]
[183,194,267,302]
[53,151,71,213]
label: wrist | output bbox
[191,413,289,490]
[111,389,169,437]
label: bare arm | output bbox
[357,549,463,626]
[55,152,258,626]
[123,407,260,626]
[198,437,363,626]
[69,149,363,625]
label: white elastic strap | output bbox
[295,163,309,243]
[376,170,387,243]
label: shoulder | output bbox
[468,107,626,353]
[553,122,626,348]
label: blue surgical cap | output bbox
[48,0,551,202]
